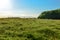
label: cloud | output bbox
[0,11,12,17]
[11,10,39,18]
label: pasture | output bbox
[0,18,60,40]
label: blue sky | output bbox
[13,0,60,10]
[0,0,60,18]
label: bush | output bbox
[38,9,60,19]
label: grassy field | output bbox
[0,18,60,40]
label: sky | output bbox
[0,0,60,18]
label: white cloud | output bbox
[0,11,12,17]
[11,10,39,18]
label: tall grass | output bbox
[0,18,60,40]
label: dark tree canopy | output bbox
[38,9,60,19]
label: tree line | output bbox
[38,9,60,19]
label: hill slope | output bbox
[38,9,60,19]
[0,18,60,40]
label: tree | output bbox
[38,9,60,19]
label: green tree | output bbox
[38,9,60,19]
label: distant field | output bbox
[0,18,60,40]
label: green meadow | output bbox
[0,18,60,40]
